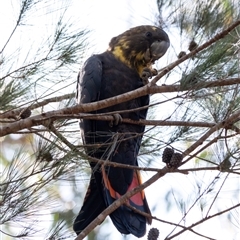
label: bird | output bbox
[74,25,170,238]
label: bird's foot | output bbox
[109,113,122,127]
[141,67,158,85]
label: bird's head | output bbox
[108,25,170,76]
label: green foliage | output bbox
[0,80,29,111]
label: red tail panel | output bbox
[101,165,148,207]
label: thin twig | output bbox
[182,108,240,159]
[151,20,240,85]
[165,203,240,239]
[126,205,216,240]
[0,93,74,119]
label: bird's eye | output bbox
[145,32,152,37]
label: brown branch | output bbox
[150,19,240,85]
[78,154,237,175]
[85,155,186,173]
[11,111,216,128]
[165,203,240,240]
[126,205,216,240]
[182,108,240,159]
[2,77,240,137]
[182,132,223,164]
[66,113,216,128]
[149,77,240,94]
[1,75,240,121]
[45,122,76,150]
[123,118,215,128]
[51,138,236,173]
[0,93,74,119]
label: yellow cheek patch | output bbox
[112,45,131,68]
[110,39,153,76]
[136,52,145,61]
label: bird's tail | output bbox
[73,174,106,235]
[101,165,151,237]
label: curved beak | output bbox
[150,40,170,62]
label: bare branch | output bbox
[151,19,240,85]
[126,205,217,240]
[0,93,74,119]
[182,108,240,159]
[165,203,240,240]
[2,77,240,136]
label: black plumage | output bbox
[74,25,170,237]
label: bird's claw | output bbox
[141,67,158,85]
[109,113,122,127]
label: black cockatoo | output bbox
[74,25,170,238]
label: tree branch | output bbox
[165,203,240,239]
[2,77,240,136]
[151,19,240,85]
[0,93,74,119]
[126,205,217,240]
